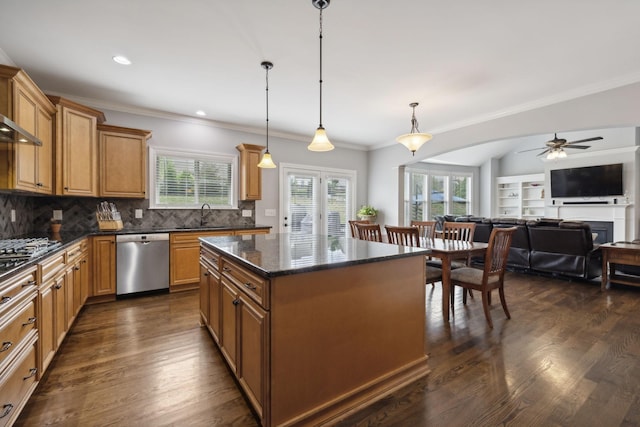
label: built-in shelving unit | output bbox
[496,173,545,219]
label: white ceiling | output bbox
[1,0,640,154]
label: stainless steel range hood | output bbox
[0,114,42,146]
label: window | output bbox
[405,170,472,223]
[149,148,238,209]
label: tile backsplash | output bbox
[0,194,256,238]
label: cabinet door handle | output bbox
[232,299,240,306]
[23,368,37,380]
[203,272,209,277]
[244,282,257,291]
[74,266,80,271]
[54,284,63,289]
[222,267,231,272]
[0,342,12,352]
[22,317,37,326]
[22,280,36,288]
[64,186,69,191]
[0,404,13,419]
[0,296,11,305]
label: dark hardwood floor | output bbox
[16,272,640,426]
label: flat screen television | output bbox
[550,163,623,198]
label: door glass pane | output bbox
[325,176,349,237]
[407,172,427,222]
[285,171,319,235]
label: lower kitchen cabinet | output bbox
[200,246,221,343]
[0,266,38,427]
[91,235,116,299]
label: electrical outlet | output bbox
[53,210,63,221]
[10,209,16,223]
[265,209,276,217]
[135,209,143,219]
[242,210,252,217]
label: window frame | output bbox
[148,146,239,210]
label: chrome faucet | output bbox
[200,203,211,226]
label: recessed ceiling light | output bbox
[195,110,206,116]
[113,55,132,65]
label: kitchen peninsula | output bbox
[200,233,431,427]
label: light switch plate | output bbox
[265,209,276,217]
[135,209,143,219]
[53,210,63,221]
[242,210,252,217]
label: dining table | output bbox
[421,238,489,322]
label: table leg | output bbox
[441,254,451,322]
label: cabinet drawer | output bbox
[0,334,38,427]
[220,258,269,309]
[171,231,232,245]
[0,268,37,317]
[39,252,65,283]
[0,298,36,369]
[200,246,220,271]
[66,239,87,263]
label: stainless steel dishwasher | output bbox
[116,233,170,296]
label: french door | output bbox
[280,164,356,237]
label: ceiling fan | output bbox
[517,133,603,159]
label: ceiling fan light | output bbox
[546,150,558,160]
[557,149,567,158]
[308,126,334,151]
[257,151,277,169]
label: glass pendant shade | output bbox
[546,148,567,160]
[397,102,432,156]
[308,126,334,151]
[257,151,276,168]
[396,132,432,155]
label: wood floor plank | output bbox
[14,272,640,426]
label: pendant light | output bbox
[396,102,432,156]
[257,61,277,169]
[308,0,334,152]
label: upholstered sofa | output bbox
[435,215,601,279]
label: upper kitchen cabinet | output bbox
[236,144,264,200]
[98,124,152,198]
[0,65,56,194]
[47,96,105,197]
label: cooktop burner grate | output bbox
[0,238,62,261]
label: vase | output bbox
[359,215,377,223]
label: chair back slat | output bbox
[348,219,370,238]
[410,220,437,240]
[442,222,476,242]
[355,223,383,242]
[385,226,420,247]
[485,227,517,275]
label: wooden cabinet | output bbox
[91,235,116,298]
[0,266,38,427]
[201,250,269,423]
[37,251,65,374]
[170,231,233,292]
[236,144,265,200]
[0,65,56,194]
[98,124,151,198]
[65,239,89,323]
[496,173,545,219]
[47,96,105,197]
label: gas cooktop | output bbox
[0,238,62,261]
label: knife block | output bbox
[97,214,123,231]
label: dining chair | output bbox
[449,226,517,328]
[384,225,442,286]
[355,223,383,242]
[410,220,437,240]
[348,219,370,238]
[385,225,420,246]
[442,222,476,242]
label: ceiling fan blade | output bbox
[536,148,551,157]
[516,147,546,154]
[564,145,590,149]
[565,136,603,145]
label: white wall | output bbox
[100,109,369,230]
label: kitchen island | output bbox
[200,233,430,427]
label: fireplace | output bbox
[584,220,614,244]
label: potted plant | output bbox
[357,205,378,222]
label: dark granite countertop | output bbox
[200,233,430,278]
[0,225,272,282]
